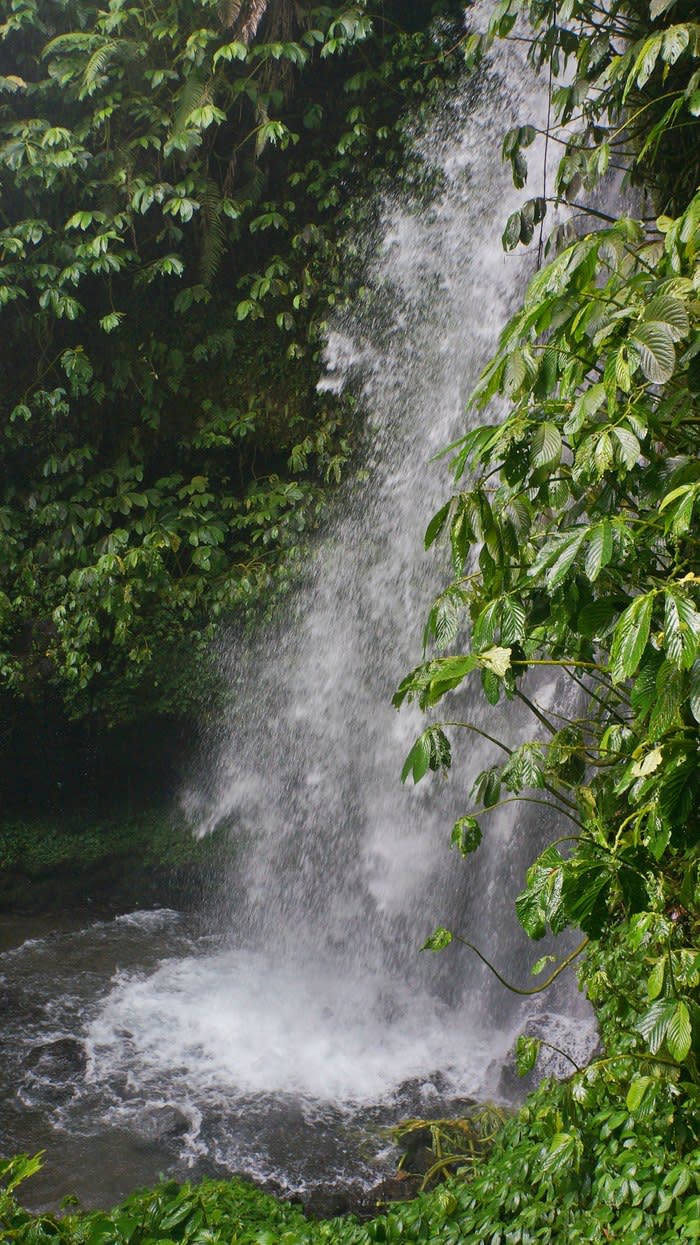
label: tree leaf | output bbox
[647,957,666,1000]
[500,597,526,644]
[546,529,587,590]
[540,1132,582,1175]
[516,846,565,939]
[630,321,677,383]
[631,746,663,778]
[502,742,545,791]
[515,1034,541,1076]
[594,431,614,476]
[478,645,512,678]
[666,1000,691,1061]
[626,1075,655,1113]
[530,421,562,469]
[451,815,482,857]
[424,500,451,550]
[531,954,556,976]
[648,662,684,736]
[584,522,613,582]
[612,426,641,470]
[662,24,690,67]
[642,294,689,341]
[610,593,654,682]
[650,0,678,16]
[400,726,452,784]
[664,592,700,669]
[636,998,676,1053]
[421,926,453,952]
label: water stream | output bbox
[0,41,597,1212]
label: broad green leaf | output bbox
[628,33,663,92]
[530,421,562,469]
[642,294,689,341]
[393,655,478,709]
[504,349,528,393]
[662,24,690,67]
[659,483,696,511]
[515,1034,541,1076]
[666,1000,692,1061]
[400,726,451,784]
[561,854,613,934]
[612,426,640,470]
[516,846,565,939]
[648,662,684,736]
[664,592,700,669]
[630,747,663,778]
[564,383,605,435]
[424,500,451,549]
[610,593,654,682]
[422,926,453,952]
[481,667,501,705]
[540,1132,582,1175]
[636,998,677,1053]
[650,0,677,15]
[472,599,500,649]
[451,815,482,857]
[531,954,556,976]
[647,957,666,1000]
[630,321,676,383]
[626,1075,654,1113]
[500,597,526,644]
[594,431,613,476]
[471,765,502,808]
[502,742,545,791]
[584,522,613,582]
[546,529,587,590]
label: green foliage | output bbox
[0,1163,315,1245]
[0,808,232,910]
[394,0,700,1140]
[0,0,464,727]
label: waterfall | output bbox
[2,32,598,1209]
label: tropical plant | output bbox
[395,0,700,1105]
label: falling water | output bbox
[0,33,597,1211]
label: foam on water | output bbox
[86,948,503,1103]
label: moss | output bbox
[0,808,232,913]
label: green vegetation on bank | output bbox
[0,807,229,911]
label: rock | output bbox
[23,1037,87,1078]
[137,1105,191,1143]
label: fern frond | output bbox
[170,75,208,140]
[82,39,125,93]
[200,178,226,286]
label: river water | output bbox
[1,35,597,1215]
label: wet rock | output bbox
[0,983,44,1026]
[24,1037,87,1079]
[137,1105,191,1144]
